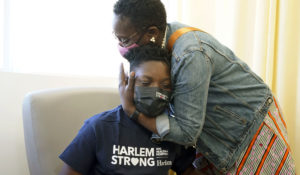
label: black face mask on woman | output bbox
[134,86,171,118]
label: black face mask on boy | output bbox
[134,86,171,118]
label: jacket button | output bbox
[268,98,273,104]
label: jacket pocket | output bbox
[203,105,250,149]
[215,105,248,125]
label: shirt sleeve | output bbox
[59,120,97,175]
[171,146,196,174]
[156,50,212,146]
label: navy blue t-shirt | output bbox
[59,105,194,175]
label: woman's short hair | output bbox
[113,0,167,32]
[124,44,171,71]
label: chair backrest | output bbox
[22,87,120,175]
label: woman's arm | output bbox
[59,163,83,175]
[158,50,211,145]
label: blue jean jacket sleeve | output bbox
[156,50,212,146]
[155,113,170,137]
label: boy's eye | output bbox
[162,84,171,90]
[141,81,150,86]
[136,79,151,86]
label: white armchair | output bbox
[22,87,120,175]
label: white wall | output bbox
[0,72,118,175]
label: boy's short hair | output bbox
[124,44,171,71]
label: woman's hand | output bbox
[119,63,136,116]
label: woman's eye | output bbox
[120,38,129,44]
[123,39,129,44]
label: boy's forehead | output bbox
[134,61,170,76]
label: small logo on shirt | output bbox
[111,145,172,167]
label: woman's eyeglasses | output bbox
[113,32,138,47]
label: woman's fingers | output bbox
[118,64,136,116]
[127,71,135,91]
[119,63,127,87]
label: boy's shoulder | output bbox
[85,105,124,125]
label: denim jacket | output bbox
[154,22,273,172]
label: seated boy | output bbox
[59,44,197,175]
